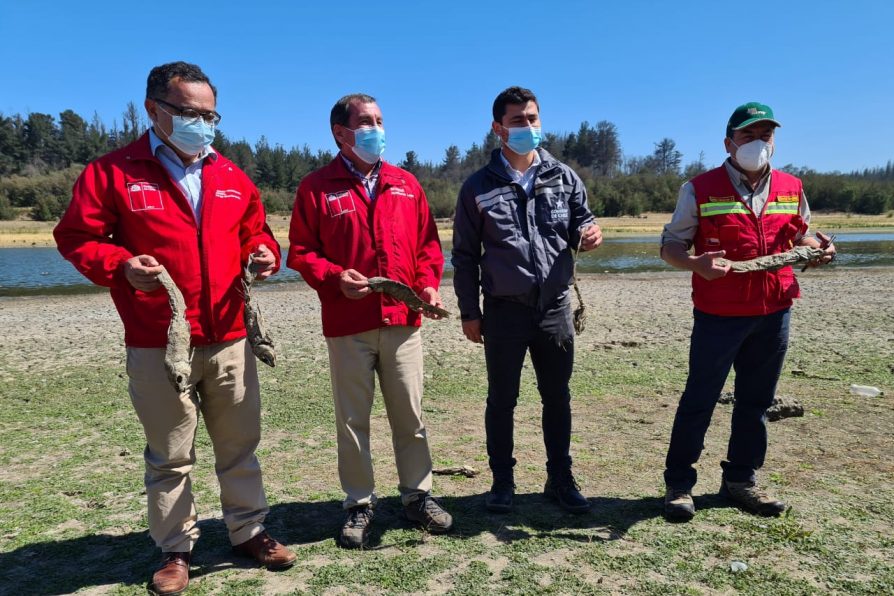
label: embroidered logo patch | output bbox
[776,194,799,203]
[326,191,356,216]
[214,189,242,200]
[390,187,415,199]
[127,182,163,212]
[708,195,735,203]
[550,208,569,220]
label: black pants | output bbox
[664,308,791,491]
[482,296,575,479]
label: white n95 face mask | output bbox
[733,139,773,172]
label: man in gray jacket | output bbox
[452,86,603,513]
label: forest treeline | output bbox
[1,105,893,221]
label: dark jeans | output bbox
[664,308,791,491]
[482,297,575,479]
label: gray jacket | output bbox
[451,148,596,320]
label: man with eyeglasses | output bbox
[288,93,453,549]
[54,61,295,595]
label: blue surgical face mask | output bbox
[164,115,216,156]
[350,126,386,164]
[504,126,542,155]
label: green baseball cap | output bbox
[726,102,781,137]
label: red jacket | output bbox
[287,156,443,337]
[54,133,280,348]
[691,166,806,316]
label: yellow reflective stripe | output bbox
[765,202,799,215]
[699,202,751,216]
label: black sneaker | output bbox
[404,494,453,533]
[339,504,374,549]
[485,479,515,513]
[544,472,591,513]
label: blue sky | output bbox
[1,0,891,173]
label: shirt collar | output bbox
[724,158,769,191]
[340,152,382,180]
[148,127,216,166]
[499,149,541,178]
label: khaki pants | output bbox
[127,338,268,552]
[326,326,433,508]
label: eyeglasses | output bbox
[153,97,221,126]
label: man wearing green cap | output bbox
[659,102,835,521]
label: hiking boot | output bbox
[485,479,515,513]
[720,479,786,516]
[339,504,374,549]
[404,494,453,533]
[150,551,190,596]
[233,531,297,570]
[664,485,695,521]
[544,472,591,513]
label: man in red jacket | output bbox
[288,94,453,548]
[660,102,836,522]
[54,62,294,594]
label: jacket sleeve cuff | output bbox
[109,256,138,290]
[320,269,344,299]
[415,275,440,293]
[459,304,482,321]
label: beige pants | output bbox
[127,338,268,552]
[326,326,433,508]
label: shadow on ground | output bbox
[0,492,734,594]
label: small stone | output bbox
[730,561,748,573]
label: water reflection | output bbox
[1,233,893,295]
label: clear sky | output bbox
[1,0,891,173]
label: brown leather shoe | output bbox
[150,552,190,596]
[233,531,297,570]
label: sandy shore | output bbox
[2,269,892,390]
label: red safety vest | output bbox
[691,166,807,316]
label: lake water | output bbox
[2,233,893,296]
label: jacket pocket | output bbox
[718,225,740,257]
[769,266,799,302]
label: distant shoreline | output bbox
[1,212,892,248]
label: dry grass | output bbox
[1,270,892,594]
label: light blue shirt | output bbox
[149,128,216,223]
[500,149,541,197]
[340,153,382,201]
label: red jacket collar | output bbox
[324,154,408,186]
[123,131,219,166]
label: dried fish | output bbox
[432,465,479,478]
[242,255,276,367]
[719,246,825,273]
[157,267,191,393]
[572,233,586,335]
[366,277,451,318]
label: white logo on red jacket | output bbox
[127,182,164,212]
[390,187,415,199]
[215,189,242,200]
[326,191,355,216]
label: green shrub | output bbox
[0,193,14,220]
